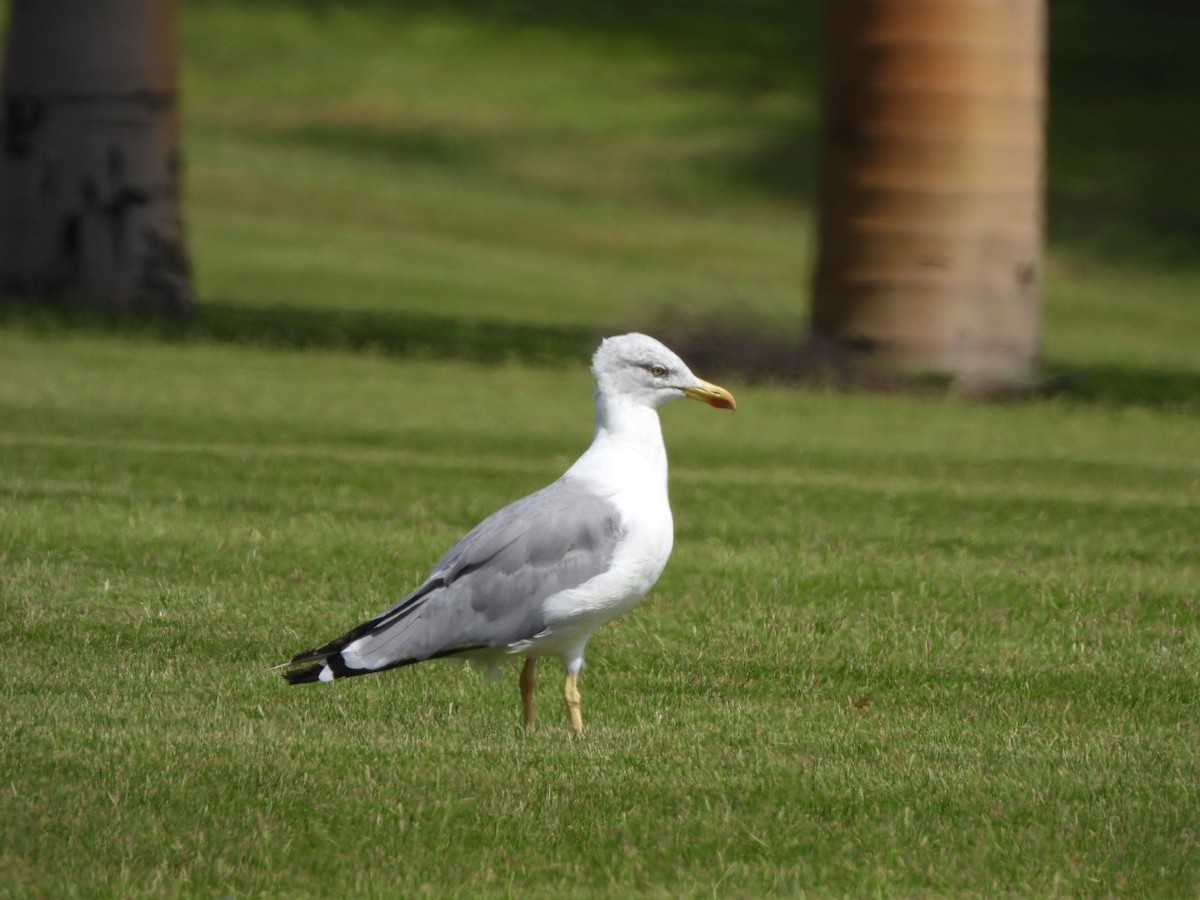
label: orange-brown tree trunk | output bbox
[811,0,1045,381]
[0,0,192,314]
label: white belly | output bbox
[542,515,673,627]
[509,488,674,663]
[515,410,675,667]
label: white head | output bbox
[591,333,736,411]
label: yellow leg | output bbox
[520,657,537,731]
[563,671,583,737]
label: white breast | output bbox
[516,408,675,658]
[540,492,673,628]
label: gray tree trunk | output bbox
[810,0,1045,383]
[0,0,192,314]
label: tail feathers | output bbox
[287,636,351,667]
[279,633,367,682]
[280,580,447,684]
[279,642,487,685]
[283,663,326,685]
[280,648,370,684]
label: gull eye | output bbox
[649,365,668,378]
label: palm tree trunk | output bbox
[811,0,1045,381]
[0,0,192,314]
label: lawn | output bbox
[181,1,816,333]
[2,0,1199,896]
[2,328,1197,897]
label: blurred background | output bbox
[3,0,1198,398]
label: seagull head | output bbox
[591,333,736,411]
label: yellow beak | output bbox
[682,379,736,411]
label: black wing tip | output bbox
[281,652,377,683]
[288,641,339,666]
[280,647,477,685]
[282,663,325,684]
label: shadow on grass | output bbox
[1046,1,1200,269]
[643,305,1200,413]
[5,298,1196,412]
[268,123,493,170]
[1041,365,1200,413]
[0,298,598,366]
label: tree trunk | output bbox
[810,0,1045,381]
[0,0,192,314]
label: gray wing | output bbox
[284,475,622,681]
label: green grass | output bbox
[3,0,1200,895]
[2,329,1198,897]
[181,2,814,332]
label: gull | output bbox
[280,333,735,735]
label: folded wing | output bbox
[283,476,622,683]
